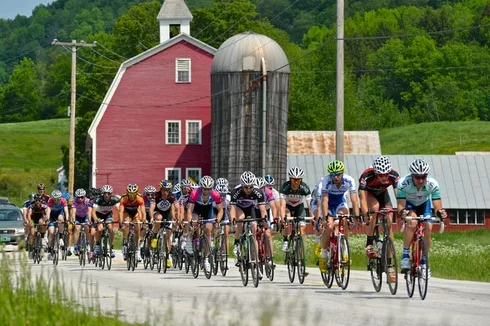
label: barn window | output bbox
[166,120,181,144]
[186,120,201,145]
[175,58,191,83]
[448,209,485,225]
[165,168,181,187]
[186,168,201,184]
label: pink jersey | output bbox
[188,188,222,206]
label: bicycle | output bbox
[77,223,90,267]
[256,220,274,281]
[50,221,62,266]
[96,220,114,270]
[61,221,71,261]
[366,208,399,295]
[155,220,174,274]
[121,221,143,271]
[189,218,214,279]
[402,215,445,300]
[171,222,185,270]
[212,220,229,277]
[235,217,265,288]
[31,222,45,264]
[284,216,314,284]
[321,214,353,290]
[142,221,155,271]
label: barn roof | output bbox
[157,0,193,20]
[287,155,490,209]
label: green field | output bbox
[0,119,69,205]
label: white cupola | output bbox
[157,0,193,43]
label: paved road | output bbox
[10,250,490,326]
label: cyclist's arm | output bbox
[71,207,77,222]
[359,189,369,217]
[26,208,32,224]
[138,203,146,221]
[270,200,278,220]
[149,202,156,221]
[118,203,124,222]
[350,192,360,217]
[91,205,98,222]
[186,202,194,222]
[279,198,286,219]
[321,194,329,218]
[215,202,224,222]
[45,207,51,220]
[229,204,236,222]
[432,199,443,214]
[87,206,93,223]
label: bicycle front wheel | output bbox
[286,240,295,283]
[201,235,213,279]
[239,238,249,287]
[219,235,229,277]
[418,237,429,300]
[264,236,274,281]
[405,238,417,298]
[296,236,306,284]
[79,232,86,267]
[52,234,59,266]
[249,236,260,288]
[335,236,350,290]
[384,237,398,295]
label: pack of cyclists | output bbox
[23,156,447,281]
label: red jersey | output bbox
[358,167,399,195]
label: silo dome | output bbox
[211,32,290,73]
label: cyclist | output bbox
[26,194,50,257]
[178,179,194,250]
[119,183,146,261]
[46,190,69,259]
[216,177,229,188]
[187,176,224,272]
[214,184,231,259]
[72,188,93,258]
[22,193,36,231]
[317,160,360,273]
[254,177,275,261]
[172,183,181,200]
[397,159,447,277]
[141,184,157,256]
[36,183,50,204]
[359,156,400,260]
[279,167,312,253]
[231,171,268,273]
[92,184,119,258]
[149,180,176,267]
[311,181,324,260]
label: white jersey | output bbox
[316,174,356,206]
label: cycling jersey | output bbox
[397,174,441,206]
[47,198,68,218]
[119,194,144,219]
[358,167,399,195]
[152,192,176,219]
[178,193,190,210]
[213,194,231,222]
[189,188,222,220]
[92,195,120,219]
[279,181,311,207]
[316,174,356,215]
[29,203,47,222]
[72,197,92,217]
[230,185,265,208]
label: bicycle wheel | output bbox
[418,237,429,300]
[177,237,184,271]
[219,237,229,277]
[335,236,350,290]
[238,237,249,287]
[384,237,398,295]
[185,251,191,274]
[156,235,165,273]
[405,239,417,298]
[264,236,274,281]
[79,232,86,266]
[52,234,59,266]
[143,235,151,270]
[321,240,335,288]
[201,236,213,279]
[249,236,260,288]
[296,236,306,284]
[369,234,382,292]
[61,231,68,261]
[213,235,220,276]
[286,240,295,283]
[35,232,42,264]
[192,238,200,279]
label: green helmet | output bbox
[327,160,345,174]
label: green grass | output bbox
[379,121,490,154]
[0,119,69,206]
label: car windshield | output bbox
[0,208,22,221]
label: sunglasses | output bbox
[291,178,301,182]
[330,173,342,177]
[413,174,427,180]
[376,173,390,177]
[243,186,253,189]
[77,196,85,199]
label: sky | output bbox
[0,0,52,19]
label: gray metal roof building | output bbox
[287,155,490,209]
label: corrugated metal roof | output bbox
[211,32,290,73]
[287,131,381,155]
[157,0,193,20]
[286,155,490,209]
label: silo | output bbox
[211,32,290,186]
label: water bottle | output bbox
[377,241,383,258]
[185,238,193,254]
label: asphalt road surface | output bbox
[9,249,490,326]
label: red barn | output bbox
[87,0,216,193]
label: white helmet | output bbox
[409,159,430,175]
[100,184,113,194]
[240,171,256,186]
[75,188,86,198]
[199,175,214,189]
[173,183,181,193]
[51,190,62,199]
[216,177,229,187]
[372,156,392,174]
[144,185,156,195]
[215,184,228,194]
[288,166,304,178]
[255,177,267,188]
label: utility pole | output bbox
[336,0,345,162]
[52,39,96,198]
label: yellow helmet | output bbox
[327,160,345,174]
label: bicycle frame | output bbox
[284,216,313,284]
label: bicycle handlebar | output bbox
[235,217,266,223]
[401,216,445,233]
[285,216,314,221]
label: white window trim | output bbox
[185,120,202,145]
[165,120,181,145]
[186,167,202,184]
[175,58,191,83]
[165,168,181,184]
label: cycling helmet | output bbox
[90,187,101,196]
[409,159,430,175]
[255,177,267,189]
[75,188,86,198]
[215,184,228,195]
[100,184,113,194]
[288,166,305,179]
[199,175,215,189]
[37,183,45,190]
[144,185,157,195]
[240,171,256,186]
[173,183,181,193]
[327,160,345,174]
[51,190,62,199]
[159,180,172,189]
[28,192,36,201]
[372,156,392,174]
[181,179,192,187]
[264,174,275,185]
[126,183,139,194]
[33,194,43,202]
[216,178,229,187]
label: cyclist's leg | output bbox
[73,218,81,251]
[233,207,246,255]
[401,202,418,270]
[281,206,293,251]
[365,194,380,257]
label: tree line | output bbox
[0,0,489,189]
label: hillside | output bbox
[0,119,69,205]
